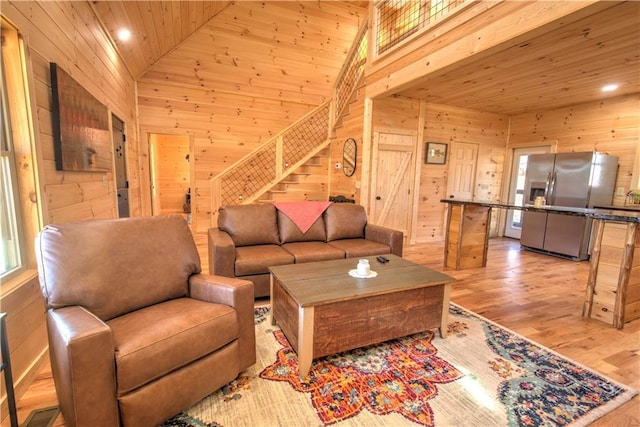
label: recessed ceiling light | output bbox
[601,84,618,92]
[117,28,131,42]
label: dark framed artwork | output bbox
[425,142,448,165]
[50,63,111,172]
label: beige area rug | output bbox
[162,304,636,426]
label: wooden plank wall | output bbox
[369,97,509,243]
[372,94,638,244]
[330,81,367,202]
[509,94,640,206]
[422,103,509,241]
[137,1,366,231]
[5,2,140,224]
[1,0,139,409]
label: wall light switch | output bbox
[616,187,625,196]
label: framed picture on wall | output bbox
[50,63,111,172]
[425,142,448,164]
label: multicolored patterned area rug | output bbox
[162,305,636,426]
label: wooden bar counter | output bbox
[444,202,491,269]
[441,199,640,329]
[440,198,590,270]
[583,212,640,329]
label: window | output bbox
[1,18,40,283]
[1,72,24,278]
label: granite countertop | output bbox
[440,198,640,223]
[595,205,640,212]
[589,208,640,223]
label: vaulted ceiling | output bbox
[92,1,368,80]
[92,1,639,116]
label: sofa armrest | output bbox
[47,306,118,426]
[208,228,236,278]
[189,274,256,370]
[365,224,404,257]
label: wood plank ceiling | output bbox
[92,1,369,81]
[92,1,638,116]
[392,1,640,115]
[92,1,233,79]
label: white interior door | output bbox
[447,142,478,199]
[504,145,552,239]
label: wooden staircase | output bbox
[208,21,367,226]
[257,147,331,203]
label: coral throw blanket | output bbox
[273,201,332,233]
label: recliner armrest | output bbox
[189,274,253,306]
[208,228,236,278]
[47,306,118,427]
[189,274,256,370]
[365,224,404,257]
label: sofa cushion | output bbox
[235,245,294,276]
[282,242,345,263]
[108,297,238,394]
[324,203,367,241]
[327,238,392,258]
[278,211,326,244]
[218,204,280,247]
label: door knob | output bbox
[376,196,381,200]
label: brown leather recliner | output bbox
[35,215,256,427]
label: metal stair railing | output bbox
[210,102,331,219]
[209,21,368,226]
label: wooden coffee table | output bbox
[269,255,455,377]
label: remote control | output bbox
[376,256,389,263]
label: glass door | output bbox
[504,146,551,239]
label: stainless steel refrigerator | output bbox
[520,151,618,260]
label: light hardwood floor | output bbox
[3,238,638,426]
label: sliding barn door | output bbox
[371,130,416,239]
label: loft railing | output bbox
[208,20,369,225]
[375,0,466,56]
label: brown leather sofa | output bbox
[35,215,256,427]
[208,203,403,297]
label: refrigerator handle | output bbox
[544,172,552,198]
[549,171,557,204]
